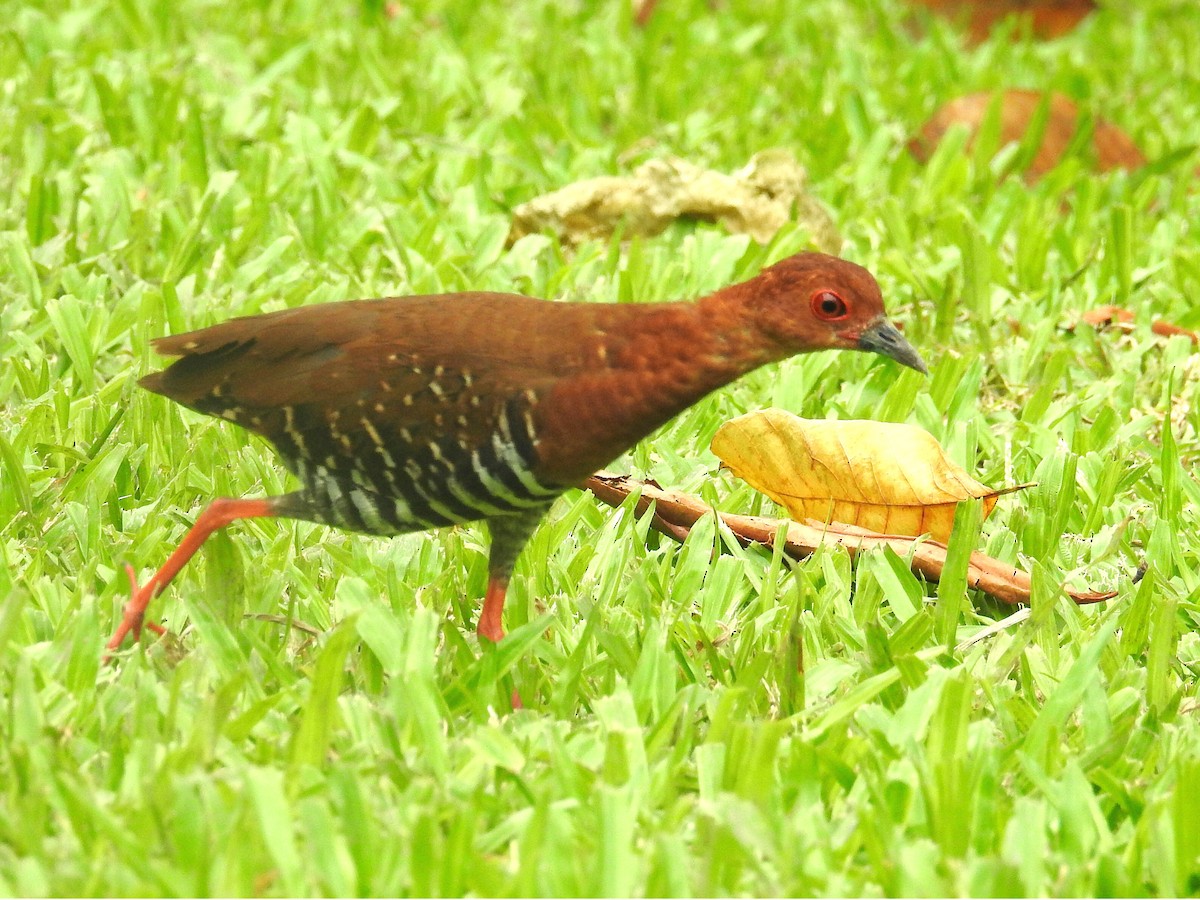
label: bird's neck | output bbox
[533,282,785,485]
[690,279,786,381]
[625,281,786,418]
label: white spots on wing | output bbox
[495,406,557,497]
[349,489,388,532]
[470,449,526,508]
[408,476,459,522]
[283,406,308,456]
[379,464,398,488]
[523,410,540,448]
[360,417,384,448]
[444,471,506,517]
[323,475,344,507]
[394,496,413,522]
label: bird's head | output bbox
[742,252,928,374]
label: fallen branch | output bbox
[583,472,1117,606]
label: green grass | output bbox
[2,0,1200,894]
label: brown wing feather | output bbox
[146,294,558,408]
[139,293,658,465]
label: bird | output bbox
[106,252,927,654]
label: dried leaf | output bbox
[1077,306,1198,345]
[1081,305,1135,328]
[907,0,1096,43]
[633,0,660,26]
[584,472,1117,607]
[507,151,842,250]
[1152,321,1199,344]
[710,410,1020,543]
[909,90,1146,181]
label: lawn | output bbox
[2,0,1200,895]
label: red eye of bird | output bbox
[811,290,849,320]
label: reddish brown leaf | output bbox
[633,0,659,26]
[909,90,1146,181]
[907,0,1096,43]
[1151,321,1199,344]
[1078,306,1199,344]
[585,472,1117,607]
[1081,305,1134,327]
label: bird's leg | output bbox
[477,576,509,644]
[106,495,285,656]
[477,505,550,642]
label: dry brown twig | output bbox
[584,471,1117,606]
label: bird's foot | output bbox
[102,564,169,662]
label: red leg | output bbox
[479,507,544,645]
[477,576,525,709]
[106,496,280,657]
[476,575,509,643]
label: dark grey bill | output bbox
[857,317,928,374]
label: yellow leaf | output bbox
[711,409,1017,543]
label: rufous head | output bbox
[744,252,927,373]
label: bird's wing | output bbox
[139,293,617,467]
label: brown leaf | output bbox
[710,410,1023,543]
[907,0,1096,43]
[909,90,1146,181]
[1077,306,1198,344]
[633,0,660,26]
[1152,321,1199,344]
[507,151,842,250]
[1081,305,1134,327]
[584,472,1117,607]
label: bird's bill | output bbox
[856,317,928,374]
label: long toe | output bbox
[103,566,164,658]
